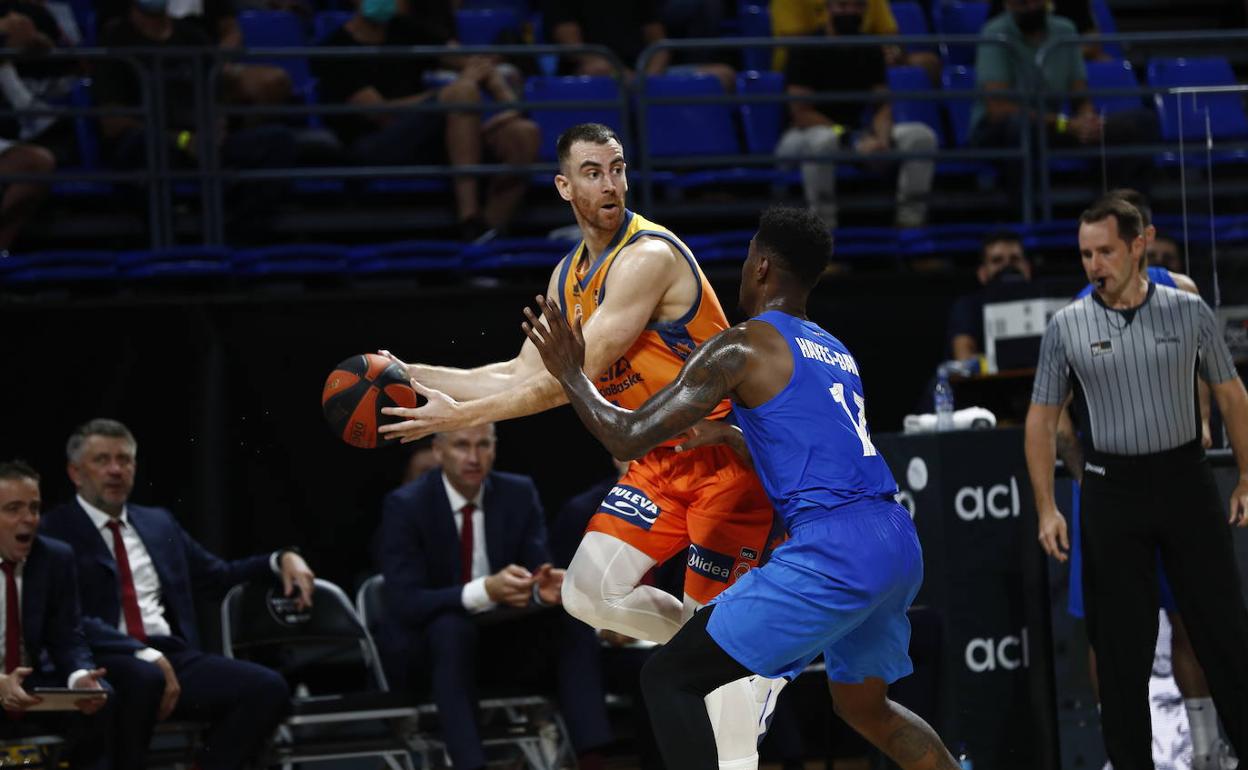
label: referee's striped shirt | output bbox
[1032,283,1238,456]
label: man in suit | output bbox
[378,423,613,770]
[41,418,317,770]
[0,460,110,769]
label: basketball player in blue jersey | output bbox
[1042,190,1233,769]
[521,206,958,770]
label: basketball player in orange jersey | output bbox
[379,123,781,770]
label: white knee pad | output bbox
[561,531,683,644]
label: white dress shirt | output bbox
[441,476,495,613]
[0,558,91,687]
[80,495,287,663]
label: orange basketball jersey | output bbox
[556,210,732,425]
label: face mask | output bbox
[361,0,396,24]
[135,0,169,15]
[1013,7,1047,34]
[832,13,863,35]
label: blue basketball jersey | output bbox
[1075,265,1175,299]
[731,311,898,528]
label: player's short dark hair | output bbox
[67,418,137,464]
[1080,196,1144,245]
[0,460,39,484]
[980,229,1023,262]
[556,123,623,169]
[1107,188,1152,229]
[753,206,832,286]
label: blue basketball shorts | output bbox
[707,498,923,683]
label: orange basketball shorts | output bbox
[586,443,775,605]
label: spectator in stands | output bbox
[542,0,735,90]
[1148,234,1183,273]
[776,0,937,229]
[0,460,111,770]
[41,418,316,770]
[313,0,540,242]
[771,0,941,82]
[969,0,1159,197]
[0,9,57,251]
[377,423,613,770]
[988,0,1108,59]
[0,0,82,163]
[98,0,292,107]
[94,0,298,237]
[947,229,1032,361]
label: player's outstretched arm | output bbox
[523,295,748,461]
[379,239,680,442]
[378,267,568,402]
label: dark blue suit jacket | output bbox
[22,535,96,682]
[379,470,550,629]
[41,500,273,654]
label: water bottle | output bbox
[955,742,973,770]
[933,371,954,432]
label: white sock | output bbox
[1186,697,1220,758]
[706,677,759,770]
[561,532,683,643]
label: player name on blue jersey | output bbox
[794,336,860,375]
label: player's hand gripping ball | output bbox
[322,353,418,448]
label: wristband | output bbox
[1055,114,1069,134]
[176,130,193,152]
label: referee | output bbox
[1025,196,1248,769]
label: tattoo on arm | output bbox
[560,328,750,460]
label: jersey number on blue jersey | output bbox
[831,383,877,457]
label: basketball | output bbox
[322,353,418,448]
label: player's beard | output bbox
[574,194,624,235]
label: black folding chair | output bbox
[356,574,572,770]
[221,577,418,770]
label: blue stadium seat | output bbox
[682,230,755,263]
[1148,56,1248,164]
[1089,0,1125,61]
[348,241,464,275]
[459,0,531,13]
[1023,220,1078,251]
[738,6,772,73]
[523,76,625,162]
[232,244,349,276]
[898,223,981,260]
[1085,59,1143,116]
[237,11,313,94]
[888,66,944,144]
[455,8,521,45]
[462,237,576,269]
[931,1,989,66]
[644,73,738,158]
[313,11,353,43]
[53,79,113,198]
[940,64,976,147]
[0,250,117,284]
[738,70,786,155]
[117,247,233,280]
[1148,57,1248,141]
[830,227,902,261]
[890,1,934,52]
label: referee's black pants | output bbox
[1081,440,1248,769]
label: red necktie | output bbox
[460,503,476,584]
[2,562,20,674]
[106,520,148,642]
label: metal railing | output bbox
[0,29,1244,249]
